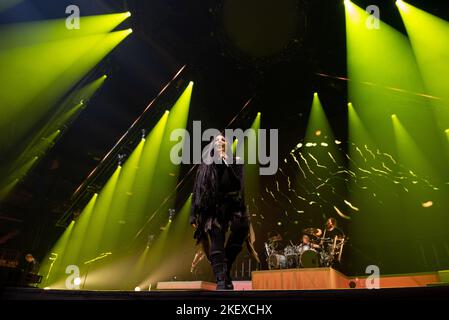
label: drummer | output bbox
[298,234,320,250]
[322,217,345,241]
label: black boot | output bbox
[225,244,243,290]
[225,268,234,290]
[212,263,227,290]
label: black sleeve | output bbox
[232,162,246,213]
[190,168,200,225]
[240,165,246,213]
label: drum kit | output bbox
[265,228,347,269]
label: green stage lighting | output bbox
[397,1,449,129]
[0,29,130,155]
[347,102,375,147]
[233,112,261,206]
[345,0,449,275]
[39,220,75,288]
[232,138,239,154]
[344,0,443,161]
[0,76,107,199]
[137,195,193,288]
[305,93,335,142]
[58,193,99,277]
[391,114,436,179]
[143,83,193,218]
[298,93,345,209]
[39,84,194,289]
[396,0,407,12]
[0,12,131,48]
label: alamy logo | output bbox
[65,5,80,30]
[65,264,80,289]
[366,5,380,30]
[365,265,380,289]
[169,121,279,175]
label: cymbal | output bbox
[303,228,322,237]
[268,235,282,242]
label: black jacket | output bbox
[190,159,245,227]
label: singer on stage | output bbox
[190,133,249,290]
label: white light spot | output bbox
[422,201,433,208]
[74,277,81,286]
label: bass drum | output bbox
[299,249,321,268]
[268,254,286,270]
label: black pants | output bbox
[208,214,250,277]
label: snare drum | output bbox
[297,243,311,255]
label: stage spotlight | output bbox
[391,114,397,119]
[344,0,351,6]
[127,28,133,34]
[117,154,126,166]
[103,75,107,79]
[134,286,141,291]
[168,208,175,222]
[396,0,409,13]
[74,277,81,286]
[125,11,131,18]
[146,234,155,248]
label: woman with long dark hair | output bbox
[190,133,249,290]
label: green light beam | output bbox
[0,29,131,153]
[150,82,193,212]
[82,166,122,259]
[397,1,449,129]
[39,220,75,288]
[0,12,131,49]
